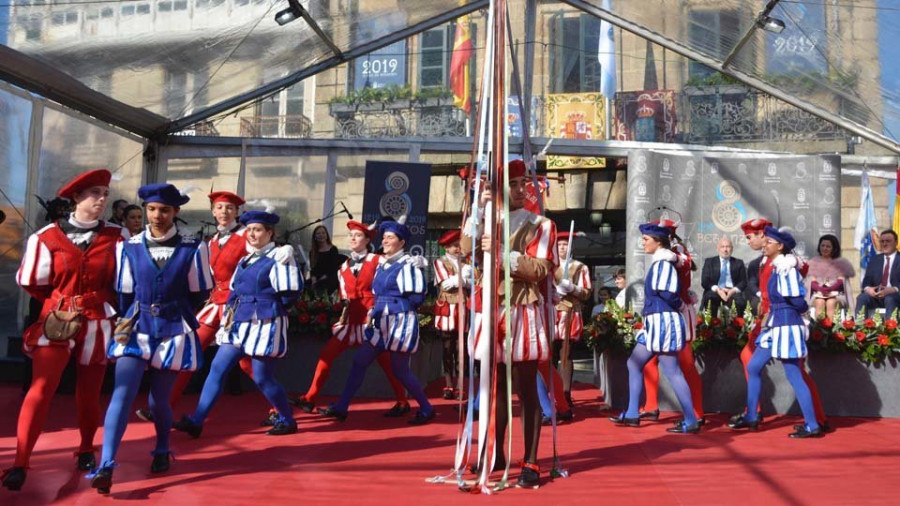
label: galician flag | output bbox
[854,170,878,268]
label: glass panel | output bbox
[0,88,32,344]
[163,157,242,238]
[38,107,145,219]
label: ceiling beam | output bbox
[163,0,489,135]
[560,0,900,155]
[0,46,167,139]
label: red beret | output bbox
[57,169,112,199]
[740,218,773,235]
[438,229,461,246]
[556,231,572,242]
[347,220,376,239]
[653,219,678,235]
[208,191,245,207]
[508,159,527,180]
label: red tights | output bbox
[538,360,572,413]
[302,337,407,404]
[14,346,106,467]
[641,345,704,419]
[169,323,254,409]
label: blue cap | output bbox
[638,222,671,240]
[764,226,796,252]
[138,183,190,207]
[379,220,411,243]
[239,210,280,226]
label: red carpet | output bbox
[2,382,899,505]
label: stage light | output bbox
[275,0,303,26]
[758,15,786,34]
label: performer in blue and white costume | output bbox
[174,210,302,438]
[729,227,823,438]
[319,219,435,424]
[609,222,699,433]
[90,183,212,494]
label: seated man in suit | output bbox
[700,236,748,316]
[857,229,900,318]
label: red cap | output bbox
[208,191,245,207]
[740,218,773,235]
[508,159,527,180]
[57,169,112,199]
[556,231,572,242]
[654,219,678,235]
[438,229,462,246]
[347,220,376,239]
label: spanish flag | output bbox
[450,15,473,115]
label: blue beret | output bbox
[239,210,280,226]
[638,222,671,240]
[379,220,411,243]
[138,183,190,207]
[764,226,796,252]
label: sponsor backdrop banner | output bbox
[625,149,841,310]
[363,160,432,256]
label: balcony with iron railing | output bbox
[239,115,312,139]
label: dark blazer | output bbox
[861,253,900,290]
[701,256,748,293]
[747,255,763,296]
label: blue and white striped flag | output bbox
[598,0,616,98]
[854,170,878,268]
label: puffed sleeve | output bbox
[269,254,303,307]
[648,260,682,311]
[777,268,808,313]
[397,261,426,309]
[511,217,557,283]
[16,233,54,301]
[115,241,135,311]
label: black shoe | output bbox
[788,425,825,439]
[173,415,203,438]
[557,410,574,422]
[383,402,411,418]
[150,452,172,473]
[317,406,348,422]
[638,409,660,421]
[266,420,299,436]
[260,409,279,427]
[76,451,96,471]
[135,408,154,423]
[289,397,316,414]
[794,421,831,433]
[1,467,26,491]
[407,410,436,425]
[609,413,640,427]
[442,388,455,400]
[541,415,552,426]
[666,421,701,434]
[727,414,760,431]
[89,467,112,494]
[674,417,706,428]
[564,391,574,407]
[516,465,540,489]
[729,412,764,425]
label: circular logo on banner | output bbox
[380,171,412,217]
[712,180,743,232]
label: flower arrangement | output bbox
[292,292,342,337]
[582,300,641,355]
[692,301,754,353]
[811,309,900,364]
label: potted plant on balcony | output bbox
[384,85,413,110]
[414,86,454,108]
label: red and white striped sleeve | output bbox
[337,260,349,300]
[525,217,558,267]
[433,258,451,285]
[17,232,54,300]
[578,264,592,293]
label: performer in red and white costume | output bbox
[553,231,592,403]
[433,229,470,400]
[3,170,128,491]
[291,220,409,416]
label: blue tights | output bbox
[99,357,178,467]
[333,342,432,415]
[537,374,552,417]
[190,345,294,426]
[745,346,820,430]
[625,345,697,425]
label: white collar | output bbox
[146,224,177,243]
[383,250,405,264]
[248,242,276,256]
[350,250,368,261]
[217,221,239,234]
[69,213,99,230]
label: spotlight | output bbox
[757,15,786,34]
[274,0,303,26]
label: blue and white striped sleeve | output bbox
[397,263,426,296]
[777,269,806,298]
[115,241,134,295]
[650,260,679,294]
[269,255,303,294]
[188,241,213,293]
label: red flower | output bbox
[633,322,644,330]
[700,329,713,340]
[878,334,891,346]
[811,330,823,341]
[864,319,876,329]
[296,300,308,310]
[298,313,311,324]
[835,332,846,342]
[886,319,898,330]
[696,316,704,325]
[725,328,737,339]
[332,303,343,312]
[842,319,855,329]
[315,313,328,325]
[733,317,745,327]
[623,313,633,319]
[855,331,867,342]
[710,317,722,327]
[314,301,327,310]
[821,317,833,329]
